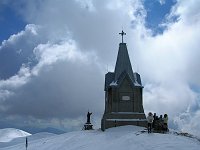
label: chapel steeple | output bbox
[114,31,140,85]
[114,31,134,82]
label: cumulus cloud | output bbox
[0,24,39,79]
[0,28,104,130]
[0,0,200,135]
[137,0,200,136]
[158,0,166,5]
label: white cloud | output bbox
[75,0,96,12]
[0,24,104,129]
[137,0,200,135]
[158,0,166,5]
[174,109,200,137]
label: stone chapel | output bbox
[101,31,147,131]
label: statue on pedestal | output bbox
[84,111,93,130]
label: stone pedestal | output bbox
[84,123,93,130]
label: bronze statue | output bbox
[87,111,92,124]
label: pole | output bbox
[26,137,28,150]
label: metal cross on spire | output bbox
[119,30,126,43]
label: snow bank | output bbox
[0,132,56,148]
[0,128,31,142]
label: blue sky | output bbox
[0,4,26,42]
[144,0,177,35]
[0,0,200,136]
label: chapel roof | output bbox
[114,43,134,82]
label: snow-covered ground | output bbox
[0,126,200,150]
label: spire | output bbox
[114,42,134,82]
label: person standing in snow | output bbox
[153,113,157,128]
[147,112,154,133]
[163,114,168,132]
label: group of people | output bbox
[147,112,168,133]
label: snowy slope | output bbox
[0,128,31,142]
[0,126,200,150]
